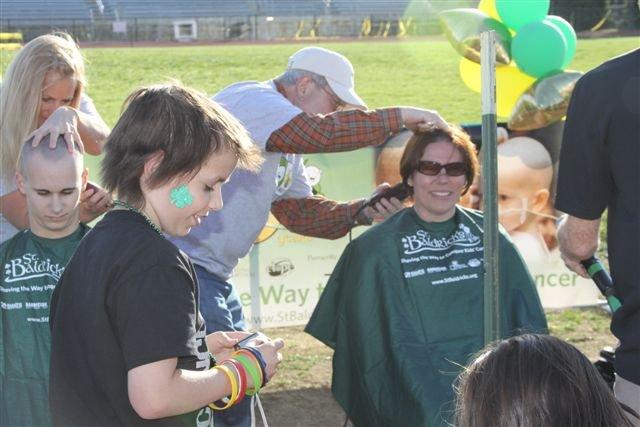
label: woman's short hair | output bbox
[0,32,85,180]
[100,83,262,206]
[399,125,478,195]
[455,334,634,427]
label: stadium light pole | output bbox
[481,30,500,344]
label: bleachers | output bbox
[100,0,338,19]
[0,0,448,42]
[103,0,251,20]
[0,0,94,25]
[332,0,411,16]
[0,0,419,23]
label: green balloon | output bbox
[495,0,550,31]
[512,21,567,78]
[545,15,577,68]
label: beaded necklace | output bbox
[113,200,163,236]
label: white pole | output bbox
[249,244,262,329]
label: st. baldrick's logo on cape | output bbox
[401,224,481,255]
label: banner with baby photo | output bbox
[233,124,600,330]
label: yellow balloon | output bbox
[478,0,500,21]
[496,65,536,117]
[458,54,536,117]
[459,57,482,93]
[459,57,535,118]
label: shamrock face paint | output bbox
[170,184,194,208]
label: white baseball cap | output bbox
[287,47,367,109]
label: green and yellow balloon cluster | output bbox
[440,0,583,130]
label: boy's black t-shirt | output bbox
[49,210,215,426]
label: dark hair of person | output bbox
[101,83,261,207]
[398,124,478,195]
[455,334,634,427]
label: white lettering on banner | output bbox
[401,224,481,255]
[4,253,65,283]
[26,316,49,323]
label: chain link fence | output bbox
[1,2,637,45]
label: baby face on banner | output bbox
[496,137,552,234]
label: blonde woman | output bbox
[0,32,111,243]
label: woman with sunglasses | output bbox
[306,125,548,427]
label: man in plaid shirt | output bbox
[169,46,448,426]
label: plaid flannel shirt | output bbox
[267,108,403,238]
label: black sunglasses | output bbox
[416,160,467,177]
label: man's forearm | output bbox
[265,108,403,153]
[271,196,369,239]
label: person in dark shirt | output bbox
[556,49,640,423]
[49,83,284,426]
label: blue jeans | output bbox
[195,265,250,427]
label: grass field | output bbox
[3,36,638,175]
[2,37,637,420]
[3,36,639,124]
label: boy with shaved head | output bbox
[0,136,90,426]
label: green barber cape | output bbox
[1,225,89,427]
[306,207,547,427]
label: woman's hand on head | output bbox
[28,106,84,153]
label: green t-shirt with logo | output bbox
[306,207,548,426]
[1,225,89,427]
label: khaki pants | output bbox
[615,374,640,426]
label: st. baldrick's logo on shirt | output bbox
[401,224,481,255]
[4,253,65,283]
